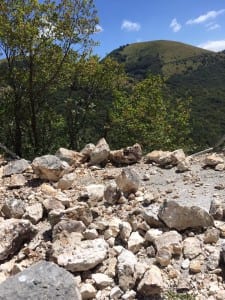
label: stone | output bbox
[214,220,225,237]
[32,155,70,181]
[154,230,182,255]
[204,154,224,167]
[204,227,220,244]
[119,221,132,242]
[183,237,201,259]
[0,219,36,261]
[156,247,172,266]
[0,261,81,300]
[83,228,98,240]
[104,182,121,204]
[142,204,165,227]
[189,259,202,273]
[89,138,110,166]
[80,143,95,160]
[215,163,225,171]
[216,290,225,300]
[1,198,25,218]
[52,219,86,240]
[158,201,214,231]
[122,290,136,299]
[145,150,171,165]
[116,168,140,195]
[210,199,225,220]
[127,231,144,253]
[176,158,191,172]
[145,228,163,242]
[110,286,123,299]
[92,273,113,288]
[3,159,30,176]
[8,174,26,187]
[23,203,43,224]
[117,248,137,291]
[53,238,108,272]
[42,198,65,212]
[55,147,84,165]
[109,143,142,165]
[206,247,220,270]
[40,183,57,196]
[80,283,96,300]
[137,265,163,296]
[181,258,190,269]
[57,172,76,190]
[84,184,105,202]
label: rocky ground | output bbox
[0,139,225,299]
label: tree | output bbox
[109,75,192,152]
[0,0,98,156]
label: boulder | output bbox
[32,155,70,181]
[80,143,95,160]
[53,238,108,272]
[89,138,110,166]
[116,168,140,195]
[81,184,105,202]
[204,154,224,167]
[23,203,43,224]
[104,182,121,204]
[109,143,142,165]
[137,265,163,296]
[55,147,84,166]
[0,219,36,261]
[158,201,214,231]
[0,261,81,300]
[3,159,30,176]
[57,172,76,190]
[145,149,186,167]
[8,174,26,188]
[142,203,164,227]
[1,198,25,218]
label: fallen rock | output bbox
[92,273,113,288]
[53,238,108,272]
[8,174,26,188]
[1,198,25,218]
[210,199,225,220]
[116,168,140,195]
[183,237,201,259]
[109,143,142,165]
[158,201,214,231]
[127,231,144,253]
[80,283,96,300]
[104,182,121,204]
[142,204,165,227]
[32,155,70,181]
[80,143,95,160]
[137,265,163,296]
[55,147,84,166]
[52,219,86,240]
[0,261,81,300]
[89,138,110,166]
[42,198,65,212]
[204,227,220,244]
[204,154,224,167]
[57,172,76,190]
[3,159,30,176]
[23,203,43,224]
[80,184,105,202]
[154,230,182,255]
[0,219,36,261]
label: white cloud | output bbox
[207,23,220,31]
[121,20,141,32]
[95,24,103,33]
[198,40,225,52]
[170,18,182,32]
[186,9,225,25]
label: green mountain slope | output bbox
[108,40,225,149]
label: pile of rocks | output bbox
[0,139,225,299]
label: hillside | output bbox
[108,40,225,149]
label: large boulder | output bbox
[55,147,84,166]
[158,201,214,231]
[0,261,81,300]
[3,159,30,176]
[0,219,36,261]
[109,143,142,165]
[32,155,70,181]
[145,149,186,167]
[89,138,110,166]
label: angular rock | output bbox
[55,147,84,166]
[128,231,144,253]
[176,158,191,172]
[142,204,164,227]
[0,261,81,300]
[204,154,224,167]
[145,228,163,242]
[117,248,137,291]
[210,199,225,220]
[158,201,214,230]
[3,159,30,177]
[146,149,186,167]
[189,259,203,273]
[83,184,105,202]
[8,174,26,188]
[183,237,201,259]
[104,182,121,204]
[80,143,95,160]
[206,247,220,271]
[80,283,96,300]
[92,273,113,288]
[0,219,36,261]
[89,138,110,166]
[57,173,76,190]
[53,238,108,272]
[1,198,25,219]
[154,230,182,255]
[109,143,142,165]
[52,219,86,240]
[32,155,70,181]
[116,168,140,195]
[23,203,43,224]
[42,198,65,212]
[137,265,163,296]
[156,247,172,267]
[204,227,220,244]
[119,221,132,242]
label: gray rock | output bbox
[210,199,225,220]
[116,168,140,195]
[3,159,30,176]
[0,261,81,300]
[32,155,70,181]
[89,138,110,166]
[0,219,36,261]
[104,182,121,204]
[53,238,108,272]
[142,203,164,227]
[158,201,214,231]
[52,219,86,240]
[80,143,95,160]
[1,198,25,218]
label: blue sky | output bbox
[93,0,225,57]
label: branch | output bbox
[0,143,20,159]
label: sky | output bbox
[93,0,225,57]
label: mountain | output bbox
[108,40,225,150]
